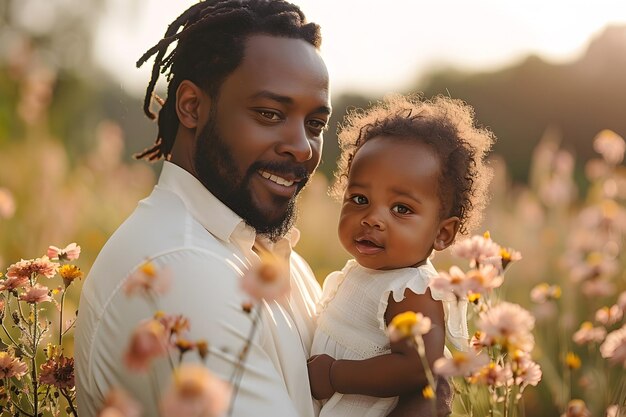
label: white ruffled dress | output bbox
[311,259,468,417]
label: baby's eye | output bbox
[392,204,412,214]
[350,195,368,205]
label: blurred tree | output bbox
[324,26,626,185]
[0,0,153,159]
[419,25,626,183]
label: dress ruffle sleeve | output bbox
[316,259,358,316]
[376,260,469,351]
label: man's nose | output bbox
[276,121,313,163]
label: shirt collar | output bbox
[156,161,298,254]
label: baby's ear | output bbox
[433,217,460,251]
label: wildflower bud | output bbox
[196,339,209,361]
[242,302,253,314]
[565,352,581,370]
[175,338,194,354]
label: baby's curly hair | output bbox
[332,94,495,236]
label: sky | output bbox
[94,0,626,97]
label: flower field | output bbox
[1,63,625,415]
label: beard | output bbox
[193,119,309,242]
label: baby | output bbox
[307,95,494,416]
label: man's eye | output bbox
[351,195,368,205]
[392,205,411,214]
[307,119,328,130]
[258,110,281,121]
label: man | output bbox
[75,1,451,416]
[75,1,329,416]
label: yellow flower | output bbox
[58,264,83,287]
[565,352,581,369]
[468,292,481,304]
[140,261,156,277]
[422,385,434,399]
[387,311,431,342]
[389,311,418,340]
[483,231,491,239]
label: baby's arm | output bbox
[308,288,445,399]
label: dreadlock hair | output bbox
[134,0,321,161]
[332,94,496,236]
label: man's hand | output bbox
[307,354,336,400]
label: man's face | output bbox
[194,35,331,240]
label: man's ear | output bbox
[433,216,460,251]
[175,80,209,130]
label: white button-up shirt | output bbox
[75,161,322,417]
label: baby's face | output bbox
[338,136,444,270]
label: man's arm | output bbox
[89,250,303,417]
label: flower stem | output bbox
[415,336,437,417]
[31,300,39,417]
[59,289,66,346]
[60,388,78,417]
[227,304,262,416]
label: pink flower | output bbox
[0,274,29,291]
[0,351,28,379]
[19,283,52,303]
[469,362,513,387]
[97,388,143,417]
[464,264,504,294]
[6,256,58,280]
[160,364,231,417]
[124,261,171,297]
[430,265,502,299]
[593,129,625,165]
[433,351,490,377]
[530,283,562,304]
[573,321,607,345]
[0,187,16,219]
[595,305,623,326]
[561,399,591,417]
[498,247,522,270]
[600,324,626,368]
[47,242,81,261]
[430,266,469,299]
[582,278,616,298]
[512,352,542,389]
[569,251,619,283]
[124,319,170,371]
[155,311,191,336]
[241,252,290,302]
[451,233,501,267]
[39,355,75,389]
[477,302,535,352]
[606,405,620,417]
[617,291,626,311]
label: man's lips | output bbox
[258,169,301,187]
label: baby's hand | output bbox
[307,354,336,400]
